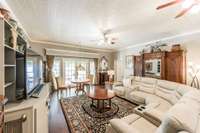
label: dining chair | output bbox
[54,77,67,99]
[84,74,94,89]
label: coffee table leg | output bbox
[102,100,104,112]
[92,99,94,106]
[97,100,99,110]
[109,99,111,108]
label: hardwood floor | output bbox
[49,91,70,133]
[48,88,79,133]
[48,86,101,133]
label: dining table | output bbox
[71,79,90,94]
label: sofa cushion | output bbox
[122,113,141,124]
[143,109,164,126]
[179,92,200,116]
[183,90,200,103]
[128,91,149,104]
[138,77,157,94]
[110,119,140,133]
[177,84,193,96]
[123,78,132,88]
[156,80,179,105]
[146,95,172,112]
[113,86,126,96]
[132,76,141,85]
[195,116,200,133]
[130,117,157,133]
[158,102,199,133]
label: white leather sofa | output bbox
[106,89,200,133]
[113,76,193,113]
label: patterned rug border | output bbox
[60,96,91,133]
[60,95,137,133]
[60,98,73,133]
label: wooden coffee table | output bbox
[87,87,116,113]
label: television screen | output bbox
[26,49,43,95]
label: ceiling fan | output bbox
[91,29,118,46]
[156,0,200,18]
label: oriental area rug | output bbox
[60,95,136,133]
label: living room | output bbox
[1,0,200,133]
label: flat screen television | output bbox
[26,49,43,96]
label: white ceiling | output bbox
[4,0,200,50]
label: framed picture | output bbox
[126,55,133,69]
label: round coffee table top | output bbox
[87,87,115,100]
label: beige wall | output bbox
[114,39,200,85]
[29,42,115,70]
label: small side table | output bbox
[105,81,114,90]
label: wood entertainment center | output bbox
[133,48,186,84]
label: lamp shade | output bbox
[107,70,115,76]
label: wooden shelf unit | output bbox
[0,18,27,102]
[133,50,186,84]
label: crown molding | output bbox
[118,30,200,51]
[45,48,100,58]
[30,39,116,53]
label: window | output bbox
[53,57,96,85]
[53,59,61,77]
[64,60,76,84]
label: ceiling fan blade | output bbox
[156,0,182,10]
[175,4,195,18]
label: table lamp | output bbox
[107,70,115,82]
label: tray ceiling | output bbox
[5,0,200,50]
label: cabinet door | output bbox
[35,99,49,133]
[134,56,143,76]
[4,107,34,133]
[166,51,186,83]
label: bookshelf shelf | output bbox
[0,18,27,102]
[4,64,16,67]
[4,82,15,88]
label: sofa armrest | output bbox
[113,81,123,87]
[127,85,139,94]
[143,109,164,126]
[110,119,140,133]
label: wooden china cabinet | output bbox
[133,48,186,84]
[99,72,109,85]
[133,56,143,77]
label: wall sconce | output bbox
[188,62,200,89]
